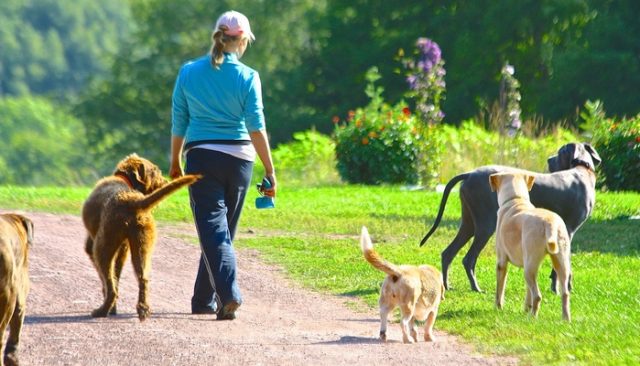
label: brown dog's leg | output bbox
[4,302,25,366]
[110,245,130,315]
[91,234,122,318]
[129,230,155,321]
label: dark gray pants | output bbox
[185,148,253,312]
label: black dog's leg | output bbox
[462,228,494,293]
[441,214,475,290]
[550,269,572,293]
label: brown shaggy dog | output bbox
[82,154,199,321]
[0,213,34,366]
[360,227,445,343]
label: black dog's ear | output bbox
[583,142,602,166]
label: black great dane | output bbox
[420,142,601,293]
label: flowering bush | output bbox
[586,101,640,191]
[400,38,446,125]
[333,67,421,184]
[399,37,447,187]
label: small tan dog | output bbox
[82,154,199,321]
[360,226,444,343]
[489,172,572,321]
[0,213,34,366]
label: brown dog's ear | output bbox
[18,215,34,246]
[489,174,501,192]
[524,174,535,191]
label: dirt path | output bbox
[11,211,517,365]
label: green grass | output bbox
[1,184,639,365]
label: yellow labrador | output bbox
[360,227,444,343]
[489,172,572,321]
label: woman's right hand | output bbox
[263,174,276,197]
[169,160,184,180]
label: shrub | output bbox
[268,129,341,187]
[334,67,421,185]
[587,101,640,191]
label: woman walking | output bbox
[169,10,276,320]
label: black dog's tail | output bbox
[419,173,469,247]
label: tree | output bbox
[0,0,132,99]
[0,97,93,186]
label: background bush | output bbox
[269,129,341,187]
[333,68,421,185]
[438,120,580,182]
[587,101,640,191]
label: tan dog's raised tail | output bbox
[0,213,34,366]
[489,172,572,321]
[360,227,444,343]
[82,153,200,321]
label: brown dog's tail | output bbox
[360,226,402,278]
[544,222,560,254]
[132,174,201,211]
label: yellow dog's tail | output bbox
[360,226,402,278]
[544,221,560,254]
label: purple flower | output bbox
[406,74,418,90]
[416,38,441,73]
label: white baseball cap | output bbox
[215,10,255,41]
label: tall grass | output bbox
[1,184,638,365]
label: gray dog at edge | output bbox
[420,142,601,293]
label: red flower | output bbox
[402,107,411,117]
[636,136,640,143]
[332,115,340,124]
[347,110,356,121]
[361,137,369,145]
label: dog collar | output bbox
[114,172,135,189]
[571,158,593,171]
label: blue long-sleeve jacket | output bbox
[171,53,265,148]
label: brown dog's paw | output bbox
[379,331,387,342]
[137,303,151,321]
[91,307,110,318]
[4,352,19,366]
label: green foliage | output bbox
[0,0,132,98]
[0,97,93,186]
[439,120,580,182]
[270,129,340,187]
[588,102,640,191]
[334,68,421,185]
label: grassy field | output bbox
[1,184,639,365]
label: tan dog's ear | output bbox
[525,174,535,191]
[489,174,501,192]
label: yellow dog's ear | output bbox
[489,174,501,192]
[524,174,535,191]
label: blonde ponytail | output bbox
[210,25,244,69]
[210,28,226,69]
